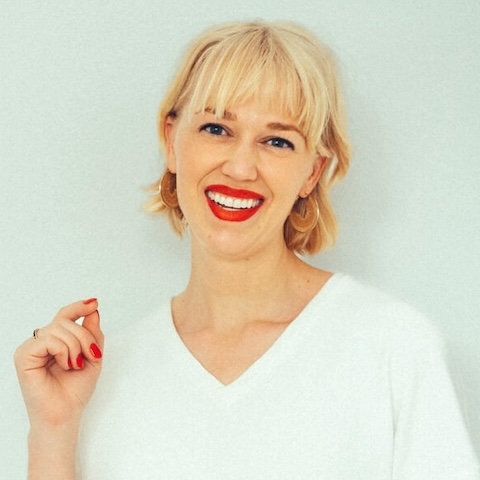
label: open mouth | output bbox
[205,185,264,222]
[206,191,263,210]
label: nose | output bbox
[221,140,259,181]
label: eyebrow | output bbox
[204,107,236,121]
[203,108,303,136]
[266,122,303,136]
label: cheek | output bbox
[266,163,311,198]
[173,144,212,214]
[173,140,196,177]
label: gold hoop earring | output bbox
[159,170,179,209]
[288,195,320,233]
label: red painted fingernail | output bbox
[76,353,84,368]
[83,297,97,305]
[90,343,102,359]
[68,358,73,369]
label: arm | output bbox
[27,421,80,480]
[14,300,104,480]
[390,312,479,479]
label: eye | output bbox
[200,123,228,136]
[266,137,295,150]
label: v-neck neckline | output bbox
[163,273,345,395]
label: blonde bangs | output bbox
[170,25,331,155]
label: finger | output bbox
[15,334,72,374]
[54,299,101,363]
[53,298,99,325]
[15,298,101,374]
[82,309,102,343]
[82,309,104,352]
[48,313,103,365]
[42,323,88,370]
[74,309,104,362]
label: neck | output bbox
[172,239,328,334]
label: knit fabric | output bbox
[78,274,479,479]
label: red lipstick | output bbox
[205,185,264,222]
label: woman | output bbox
[15,21,479,479]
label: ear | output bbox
[164,115,177,173]
[300,156,328,196]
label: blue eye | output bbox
[267,137,295,150]
[201,123,227,136]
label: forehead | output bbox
[184,79,306,130]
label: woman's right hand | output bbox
[14,298,104,430]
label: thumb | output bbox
[82,309,104,351]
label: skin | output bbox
[166,101,331,384]
[166,102,324,261]
[14,100,331,477]
[14,301,103,479]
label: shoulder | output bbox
[325,274,423,318]
[318,273,446,353]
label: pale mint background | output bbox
[1,1,479,476]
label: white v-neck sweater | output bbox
[77,274,479,479]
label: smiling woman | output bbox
[160,101,325,259]
[14,20,479,480]
[145,21,350,254]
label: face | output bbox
[165,101,324,259]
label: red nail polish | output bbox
[83,297,97,305]
[76,353,84,368]
[68,358,73,369]
[90,343,102,359]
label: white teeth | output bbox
[207,191,261,210]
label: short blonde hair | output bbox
[146,20,351,254]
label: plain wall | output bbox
[1,0,479,475]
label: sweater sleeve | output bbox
[390,306,479,480]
